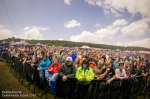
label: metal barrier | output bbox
[92,79,121,99]
[54,76,72,99]
[1,53,49,99]
[144,73,150,99]
[1,53,150,99]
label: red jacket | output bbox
[47,63,61,73]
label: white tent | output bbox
[80,45,91,49]
[19,40,29,45]
[139,51,150,54]
[11,40,30,45]
[14,42,20,45]
[35,43,43,46]
[123,50,130,53]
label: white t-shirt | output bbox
[115,68,127,79]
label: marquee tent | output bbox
[80,45,91,49]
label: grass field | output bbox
[0,60,149,99]
[0,61,55,99]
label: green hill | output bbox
[0,38,150,51]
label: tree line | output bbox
[0,38,150,51]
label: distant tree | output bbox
[0,38,149,51]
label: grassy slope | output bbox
[0,61,48,99]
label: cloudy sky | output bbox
[0,0,150,48]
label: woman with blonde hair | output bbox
[74,57,81,68]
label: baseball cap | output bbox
[66,56,73,62]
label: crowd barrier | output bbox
[0,53,150,99]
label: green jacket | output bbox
[59,64,76,78]
[76,66,94,85]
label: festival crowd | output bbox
[0,45,150,99]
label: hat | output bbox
[66,56,73,62]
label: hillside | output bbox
[0,38,150,51]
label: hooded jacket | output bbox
[59,63,76,78]
[76,66,94,85]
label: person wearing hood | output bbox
[37,55,51,80]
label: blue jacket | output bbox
[70,53,77,62]
[38,58,51,70]
[113,61,119,71]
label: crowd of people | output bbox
[0,45,150,99]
